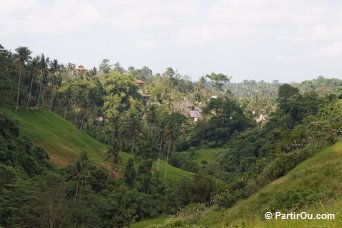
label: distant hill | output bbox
[293,76,342,96]
[0,109,192,182]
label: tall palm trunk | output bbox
[81,107,86,130]
[74,112,78,126]
[26,74,34,108]
[15,70,21,111]
[164,142,171,180]
[79,177,85,196]
[131,134,135,154]
[64,105,68,118]
[172,140,176,156]
[49,87,55,110]
[74,179,79,200]
[37,70,43,109]
[157,137,163,171]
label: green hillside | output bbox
[136,139,342,227]
[197,139,342,227]
[194,147,224,165]
[0,109,192,181]
[3,109,340,227]
[0,108,112,167]
[131,216,167,228]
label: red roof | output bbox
[75,65,87,71]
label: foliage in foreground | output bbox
[140,139,342,227]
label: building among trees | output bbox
[183,99,202,122]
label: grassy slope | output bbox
[132,148,228,227]
[198,139,342,227]
[138,139,342,227]
[0,109,192,182]
[194,147,224,165]
[1,108,113,167]
[131,216,167,228]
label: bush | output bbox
[213,191,237,208]
[174,203,208,225]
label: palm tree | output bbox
[13,47,32,111]
[49,59,62,110]
[37,54,50,109]
[105,140,121,167]
[164,113,184,180]
[105,115,123,169]
[0,45,12,107]
[155,106,168,172]
[126,108,141,154]
[156,125,165,172]
[124,158,136,187]
[66,62,75,75]
[71,152,90,200]
[26,56,40,108]
[146,103,157,135]
[199,76,206,96]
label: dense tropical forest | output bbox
[0,44,341,227]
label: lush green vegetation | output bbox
[194,148,224,165]
[1,108,115,167]
[169,147,224,175]
[0,108,192,183]
[200,139,342,227]
[1,43,341,227]
[131,216,167,228]
[0,113,218,227]
[139,139,342,227]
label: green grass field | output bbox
[194,147,224,165]
[131,216,168,228]
[0,108,192,182]
[156,159,193,183]
[1,108,113,167]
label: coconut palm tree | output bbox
[37,54,50,109]
[105,140,121,168]
[49,59,63,110]
[71,151,90,200]
[13,46,31,111]
[126,107,141,154]
[0,45,12,107]
[155,106,169,172]
[26,56,40,108]
[164,112,184,180]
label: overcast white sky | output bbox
[1,0,342,82]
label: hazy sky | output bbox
[1,0,342,82]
